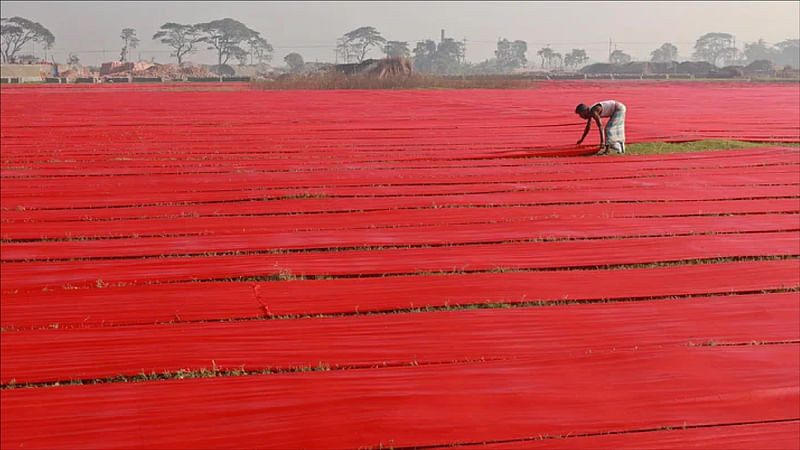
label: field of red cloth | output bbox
[1,82,798,449]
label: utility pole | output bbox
[608,37,612,63]
[441,29,445,43]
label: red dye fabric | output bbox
[2,84,799,165]
[1,345,797,449]
[2,259,797,329]
[477,421,800,449]
[2,214,797,262]
[2,228,797,289]
[2,83,799,449]
[1,198,797,241]
[2,292,796,385]
[2,163,797,210]
[2,148,797,206]
[2,183,797,223]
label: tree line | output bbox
[2,16,798,73]
[1,17,273,68]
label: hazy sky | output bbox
[3,1,798,67]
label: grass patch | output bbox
[1,358,493,390]
[622,139,800,156]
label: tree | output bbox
[341,26,386,63]
[495,38,527,71]
[383,40,410,58]
[233,46,249,65]
[650,42,678,63]
[742,39,775,64]
[537,46,554,68]
[335,37,358,63]
[1,16,55,63]
[551,52,563,69]
[564,48,589,69]
[775,39,799,68]
[610,49,631,65]
[437,37,465,68]
[284,52,304,72]
[152,23,200,65]
[247,35,273,64]
[119,28,139,62]
[693,32,735,67]
[412,39,437,72]
[67,52,79,65]
[195,18,261,67]
[411,38,465,74]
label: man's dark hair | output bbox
[575,103,588,114]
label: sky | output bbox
[2,1,798,67]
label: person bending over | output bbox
[575,100,627,155]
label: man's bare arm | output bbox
[577,119,592,144]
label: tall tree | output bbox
[411,38,465,74]
[233,46,249,66]
[650,42,678,63]
[693,32,735,67]
[152,23,200,65]
[609,49,632,65]
[551,52,563,69]
[743,39,776,64]
[335,37,359,63]
[564,48,589,69]
[284,52,304,72]
[774,39,799,68]
[341,26,386,63]
[195,18,260,67]
[411,39,437,72]
[0,16,55,63]
[495,38,527,70]
[247,35,273,64]
[383,40,410,58]
[119,28,139,62]
[537,46,554,68]
[437,37,465,69]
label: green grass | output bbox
[619,139,800,156]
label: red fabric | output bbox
[477,421,800,449]
[2,292,797,385]
[1,346,797,449]
[2,182,797,222]
[2,259,797,329]
[1,198,797,241]
[2,83,798,449]
[2,159,797,210]
[2,214,797,263]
